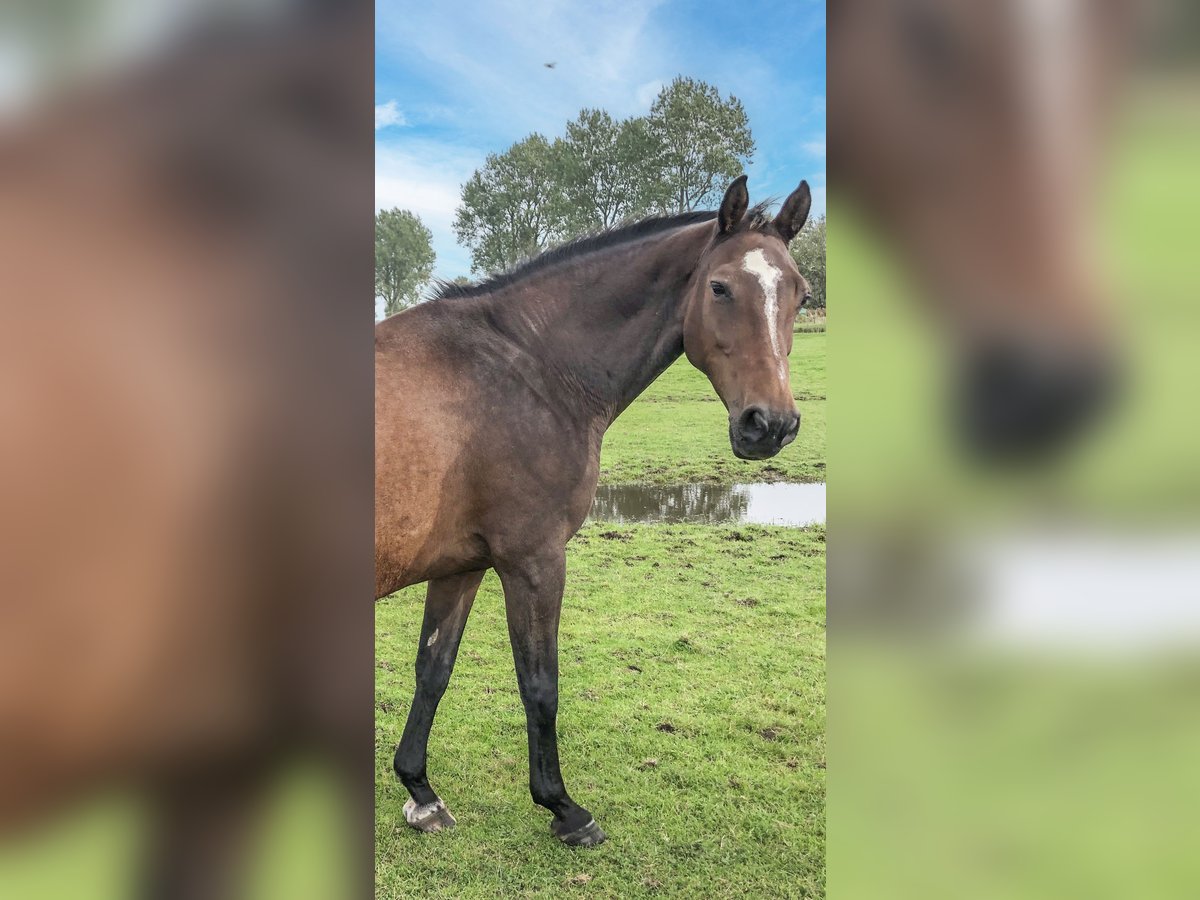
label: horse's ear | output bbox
[773,181,812,243]
[718,175,749,234]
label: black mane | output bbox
[429,202,778,301]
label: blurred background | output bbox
[828,1,1200,897]
[6,0,1200,896]
[0,1,372,898]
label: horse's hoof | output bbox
[403,798,456,833]
[552,817,607,848]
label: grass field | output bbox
[598,333,826,486]
[376,524,826,898]
[377,301,828,896]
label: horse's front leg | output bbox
[496,547,606,848]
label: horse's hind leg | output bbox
[393,569,484,833]
[141,765,269,900]
[496,549,606,848]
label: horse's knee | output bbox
[520,679,558,724]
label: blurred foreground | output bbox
[0,2,372,897]
[830,1,1200,897]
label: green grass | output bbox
[598,333,826,485]
[376,524,826,899]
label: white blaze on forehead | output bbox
[741,248,786,375]
[1014,0,1084,203]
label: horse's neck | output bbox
[487,223,711,427]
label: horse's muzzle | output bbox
[954,341,1119,462]
[730,406,801,460]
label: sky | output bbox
[376,0,826,293]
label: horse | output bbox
[375,176,813,846]
[0,8,374,897]
[829,0,1140,458]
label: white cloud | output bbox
[801,137,826,158]
[634,79,664,110]
[375,139,481,280]
[374,100,407,130]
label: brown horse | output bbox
[830,0,1139,457]
[375,176,812,846]
[1,8,373,898]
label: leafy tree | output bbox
[557,110,665,232]
[375,208,435,316]
[454,134,570,275]
[789,215,826,309]
[452,78,758,273]
[646,77,755,212]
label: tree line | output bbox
[375,76,824,316]
[453,76,753,276]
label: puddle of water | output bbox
[589,483,825,527]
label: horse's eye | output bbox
[802,293,813,308]
[710,281,729,299]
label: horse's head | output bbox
[684,176,813,460]
[831,0,1135,459]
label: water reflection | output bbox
[589,483,825,527]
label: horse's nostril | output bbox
[956,343,1119,461]
[738,407,770,442]
[781,412,801,444]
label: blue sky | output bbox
[376,0,825,285]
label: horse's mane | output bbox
[432,201,776,301]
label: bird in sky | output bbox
[543,61,557,69]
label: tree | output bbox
[789,215,826,309]
[375,208,435,316]
[454,134,570,275]
[452,78,758,273]
[557,110,666,233]
[646,77,755,212]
